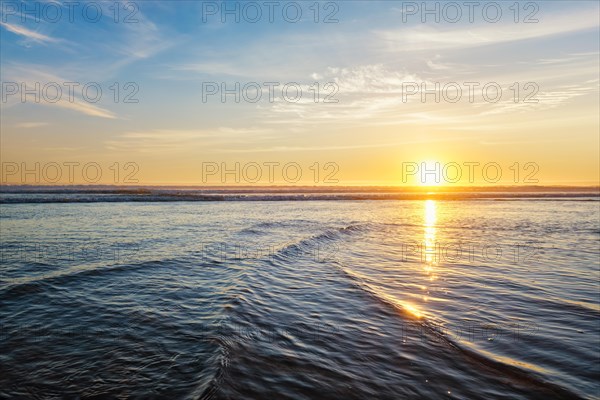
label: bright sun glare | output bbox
[419,160,442,186]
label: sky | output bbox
[0,0,599,186]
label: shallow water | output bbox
[1,197,599,399]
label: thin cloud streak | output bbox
[0,21,58,43]
[375,9,599,51]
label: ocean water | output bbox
[1,191,599,399]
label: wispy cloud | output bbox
[375,9,599,52]
[2,64,117,119]
[0,21,58,43]
[105,128,275,153]
[15,122,50,128]
[478,84,598,116]
[174,62,249,77]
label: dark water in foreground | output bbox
[1,193,599,399]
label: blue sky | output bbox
[1,1,599,184]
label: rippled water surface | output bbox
[1,198,599,399]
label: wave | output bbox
[239,219,587,399]
[196,335,232,400]
[266,223,370,263]
[333,264,585,399]
[0,258,203,301]
[237,219,319,235]
[1,187,598,203]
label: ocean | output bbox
[1,188,598,399]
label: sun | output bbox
[419,160,442,186]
